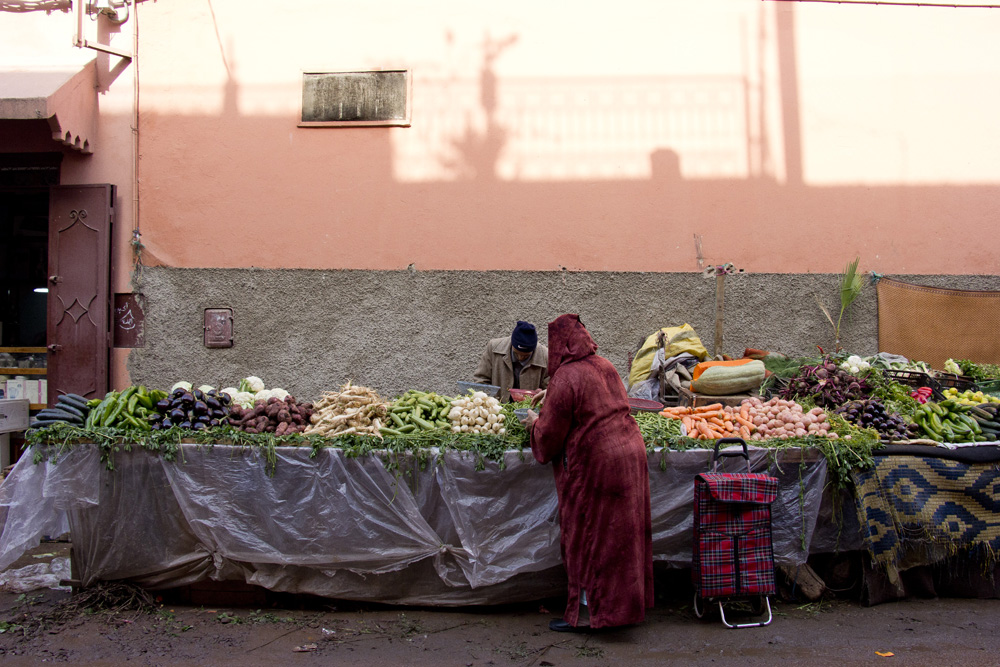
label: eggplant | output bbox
[180,392,195,404]
[209,418,220,427]
[151,423,162,431]
[205,396,222,410]
[171,387,187,399]
[218,393,231,405]
[211,409,227,419]
[193,400,209,416]
[193,389,205,401]
[179,420,192,429]
[169,408,187,422]
[161,418,173,429]
[156,398,172,411]
[191,421,207,431]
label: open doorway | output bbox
[0,188,49,349]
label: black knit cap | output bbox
[511,321,538,351]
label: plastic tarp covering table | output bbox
[0,444,829,606]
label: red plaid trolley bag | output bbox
[692,438,778,628]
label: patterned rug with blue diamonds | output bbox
[853,455,1000,568]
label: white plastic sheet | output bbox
[0,444,832,605]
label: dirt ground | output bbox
[2,543,1000,666]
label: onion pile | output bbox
[449,391,505,435]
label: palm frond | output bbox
[839,256,864,311]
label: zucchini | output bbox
[411,415,436,430]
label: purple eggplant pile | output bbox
[148,387,232,431]
[834,397,919,441]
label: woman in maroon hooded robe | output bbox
[525,314,653,632]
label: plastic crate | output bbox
[977,379,1000,397]
[883,369,935,390]
[932,373,978,394]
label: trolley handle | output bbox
[712,437,751,473]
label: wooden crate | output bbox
[678,386,751,409]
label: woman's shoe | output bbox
[548,618,590,633]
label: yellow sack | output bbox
[627,324,709,387]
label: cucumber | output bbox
[969,405,994,420]
[57,393,91,409]
[52,401,86,419]
[30,419,72,428]
[36,408,83,423]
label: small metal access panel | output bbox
[204,308,234,348]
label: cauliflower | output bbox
[240,376,266,393]
[197,384,216,395]
[220,387,256,409]
[270,387,290,401]
[254,389,273,403]
[841,355,871,375]
[171,380,193,393]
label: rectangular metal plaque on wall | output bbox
[204,308,234,348]
[113,293,145,348]
[300,70,411,127]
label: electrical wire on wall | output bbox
[763,1,1000,7]
[129,0,144,294]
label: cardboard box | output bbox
[0,398,30,433]
[5,379,24,400]
[39,379,47,405]
[24,380,39,404]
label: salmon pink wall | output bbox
[130,0,1000,275]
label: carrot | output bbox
[739,425,751,440]
[708,416,727,429]
[696,421,713,439]
[704,424,726,439]
[693,403,723,413]
[734,415,755,429]
[682,416,694,433]
[740,403,750,421]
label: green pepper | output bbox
[103,401,124,427]
[127,393,140,415]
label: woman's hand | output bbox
[529,390,546,408]
[524,409,539,430]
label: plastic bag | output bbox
[628,324,708,387]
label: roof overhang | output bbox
[0,59,98,154]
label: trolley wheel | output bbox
[693,593,706,619]
[749,596,766,616]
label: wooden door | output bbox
[46,185,115,402]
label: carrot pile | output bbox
[658,403,756,441]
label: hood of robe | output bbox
[547,314,598,377]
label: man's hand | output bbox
[524,409,539,430]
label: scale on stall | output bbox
[456,381,500,398]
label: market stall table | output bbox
[0,443,834,606]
